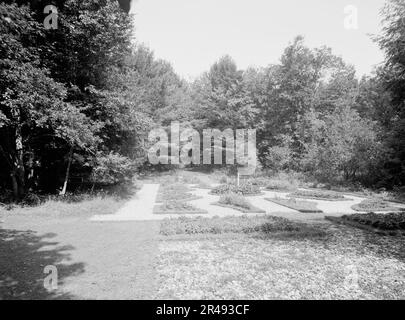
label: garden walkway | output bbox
[90,184,160,221]
[88,183,403,223]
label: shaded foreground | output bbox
[0,198,159,300]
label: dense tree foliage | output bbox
[376,0,405,186]
[0,0,403,202]
[0,1,188,200]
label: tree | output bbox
[0,1,150,198]
[376,0,405,186]
[192,55,258,130]
[0,3,99,198]
[297,107,384,183]
[249,36,359,166]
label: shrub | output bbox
[342,212,405,231]
[91,152,136,185]
[236,182,261,195]
[21,193,43,206]
[211,184,234,195]
[298,107,385,184]
[266,179,297,191]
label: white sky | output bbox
[129,0,387,80]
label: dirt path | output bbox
[0,214,160,300]
[91,184,160,221]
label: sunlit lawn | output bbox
[156,216,405,300]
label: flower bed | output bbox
[288,190,349,201]
[210,182,263,196]
[326,212,405,236]
[154,201,208,215]
[212,193,265,213]
[351,199,404,212]
[156,183,202,202]
[156,192,201,203]
[265,197,323,213]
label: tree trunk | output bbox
[10,172,19,200]
[60,146,74,196]
[14,123,25,199]
[26,149,35,192]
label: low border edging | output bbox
[209,191,265,197]
[155,195,203,203]
[287,195,352,202]
[153,206,208,215]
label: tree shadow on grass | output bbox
[251,222,405,263]
[0,229,84,300]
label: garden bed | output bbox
[288,190,350,201]
[209,183,264,196]
[156,183,202,202]
[160,215,326,236]
[326,212,405,236]
[211,193,265,213]
[212,202,266,213]
[154,201,208,215]
[351,199,405,212]
[265,198,323,213]
[156,193,202,203]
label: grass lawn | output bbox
[160,215,324,236]
[266,197,323,213]
[0,196,125,218]
[157,216,405,299]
